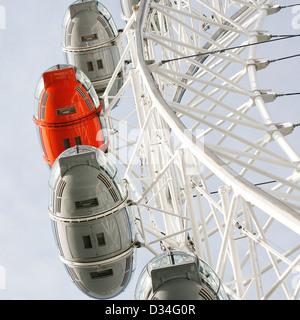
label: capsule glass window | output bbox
[124,207,136,242]
[49,159,62,190]
[50,220,63,256]
[75,67,91,91]
[61,8,71,46]
[35,127,45,156]
[197,258,228,299]
[173,251,196,265]
[147,251,195,272]
[99,116,108,145]
[34,77,45,118]
[95,148,116,178]
[87,86,100,109]
[198,258,220,293]
[96,2,118,37]
[46,64,71,73]
[134,264,153,300]
[113,173,127,200]
[62,8,70,28]
[48,186,55,213]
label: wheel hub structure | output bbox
[103,0,300,299]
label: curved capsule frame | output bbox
[59,244,137,268]
[34,108,102,128]
[48,185,131,223]
[62,37,122,53]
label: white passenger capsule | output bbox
[49,145,136,299]
[62,0,123,105]
[135,250,228,300]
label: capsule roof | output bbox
[49,145,127,219]
[134,250,228,300]
[34,64,100,122]
[62,0,118,49]
[50,145,119,184]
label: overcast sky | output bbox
[0,0,299,300]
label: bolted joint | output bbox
[250,30,272,42]
[261,4,281,15]
[246,58,269,71]
[273,122,295,137]
[265,122,295,142]
[251,90,277,103]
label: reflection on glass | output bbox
[75,67,91,90]
[135,250,228,300]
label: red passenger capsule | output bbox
[33,64,109,167]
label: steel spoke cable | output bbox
[161,34,300,64]
[280,4,300,9]
[268,53,300,64]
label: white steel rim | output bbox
[103,0,300,300]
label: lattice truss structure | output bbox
[101,0,300,299]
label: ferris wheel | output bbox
[100,0,300,300]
